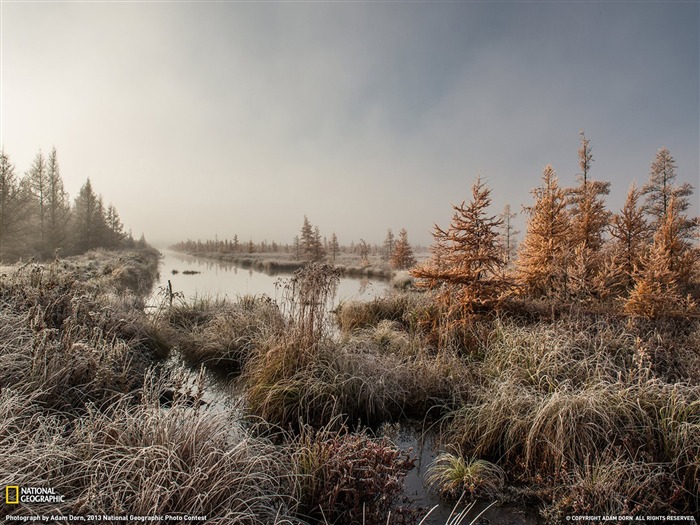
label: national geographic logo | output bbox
[5,486,65,504]
[5,486,19,505]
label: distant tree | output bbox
[105,203,126,248]
[247,239,255,253]
[312,226,325,261]
[498,204,519,266]
[293,235,301,260]
[391,228,416,270]
[300,215,314,259]
[412,177,508,316]
[44,147,71,256]
[71,179,107,253]
[329,232,340,263]
[642,147,696,237]
[26,150,49,248]
[358,239,370,267]
[136,233,147,249]
[382,229,395,261]
[516,165,571,298]
[0,150,28,260]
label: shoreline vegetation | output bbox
[3,248,697,523]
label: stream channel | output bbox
[151,250,538,525]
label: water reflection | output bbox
[151,250,390,306]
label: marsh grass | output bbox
[439,316,700,514]
[163,293,285,372]
[425,452,504,500]
[2,368,301,524]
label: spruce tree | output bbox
[26,150,49,248]
[45,147,71,256]
[0,150,28,260]
[71,179,107,253]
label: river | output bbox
[151,250,390,306]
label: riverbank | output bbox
[170,248,416,281]
[5,254,698,522]
[160,263,700,521]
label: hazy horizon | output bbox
[3,1,698,247]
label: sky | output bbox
[2,1,698,247]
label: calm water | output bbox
[150,250,390,306]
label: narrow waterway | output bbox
[150,250,390,306]
[151,250,538,525]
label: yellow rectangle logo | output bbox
[5,485,19,504]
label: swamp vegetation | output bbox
[2,246,698,523]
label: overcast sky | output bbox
[2,1,698,247]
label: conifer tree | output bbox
[498,204,519,266]
[517,165,571,298]
[606,183,649,293]
[71,179,107,253]
[105,203,126,248]
[312,226,325,261]
[642,147,696,237]
[391,228,416,270]
[329,232,340,263]
[300,215,314,259]
[412,177,508,315]
[44,147,71,256]
[567,133,611,252]
[26,150,49,247]
[565,133,611,298]
[0,150,28,260]
[624,196,696,317]
[382,229,395,261]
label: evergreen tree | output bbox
[391,228,416,270]
[44,147,71,256]
[300,215,314,259]
[0,150,28,260]
[71,179,107,253]
[329,232,340,263]
[26,150,49,248]
[105,203,126,248]
[312,226,325,261]
[382,229,395,261]
[517,165,571,298]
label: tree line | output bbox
[172,215,419,271]
[412,134,699,318]
[0,148,144,262]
